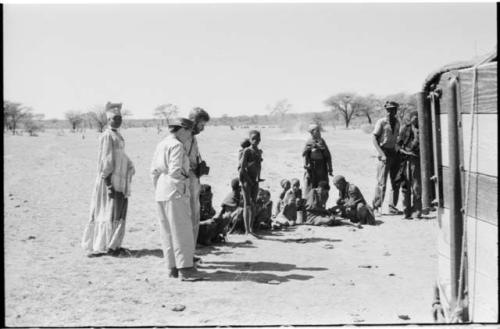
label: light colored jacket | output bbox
[151,134,190,202]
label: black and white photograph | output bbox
[3,1,498,326]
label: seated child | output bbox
[291,178,306,224]
[275,179,291,215]
[197,184,221,245]
[254,188,273,230]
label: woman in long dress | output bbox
[151,117,204,281]
[302,123,333,196]
[82,102,135,256]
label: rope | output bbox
[451,60,483,322]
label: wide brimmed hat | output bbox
[168,117,194,129]
[308,123,320,133]
[105,102,122,118]
[384,101,399,110]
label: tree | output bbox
[153,104,178,127]
[324,92,359,128]
[65,110,83,132]
[267,99,292,127]
[4,101,32,135]
[23,113,45,136]
[87,106,108,132]
[353,94,383,124]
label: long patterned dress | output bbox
[81,127,135,253]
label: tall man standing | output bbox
[372,101,402,215]
[186,107,211,252]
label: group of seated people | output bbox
[197,174,376,246]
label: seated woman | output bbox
[304,180,338,226]
[331,175,376,225]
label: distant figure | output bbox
[304,181,338,226]
[239,130,263,238]
[150,117,203,281]
[397,110,422,219]
[185,107,211,261]
[82,102,135,256]
[303,123,333,196]
[372,101,402,215]
[331,175,375,225]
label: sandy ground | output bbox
[4,126,438,326]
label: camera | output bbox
[196,160,210,178]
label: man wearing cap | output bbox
[372,101,402,215]
[302,123,333,196]
[151,117,204,281]
[185,108,211,251]
[332,175,375,225]
[82,102,135,256]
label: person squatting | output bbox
[83,100,422,281]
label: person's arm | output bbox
[323,139,333,175]
[372,120,386,161]
[100,133,116,198]
[150,143,165,189]
[344,185,363,208]
[167,143,188,180]
[239,148,250,183]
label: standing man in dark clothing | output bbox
[303,123,333,196]
[372,101,402,215]
[397,110,422,219]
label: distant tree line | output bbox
[4,92,416,136]
[3,101,45,136]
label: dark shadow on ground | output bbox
[200,260,327,272]
[116,248,163,258]
[374,219,385,225]
[195,270,314,284]
[263,237,342,244]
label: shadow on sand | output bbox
[196,260,327,283]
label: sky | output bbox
[3,3,497,119]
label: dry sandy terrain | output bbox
[4,126,438,326]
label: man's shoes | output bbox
[388,205,402,215]
[168,267,179,278]
[412,211,422,219]
[179,267,206,282]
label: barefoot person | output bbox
[82,102,135,256]
[151,117,203,281]
[239,130,263,237]
[303,123,333,196]
[185,108,211,256]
